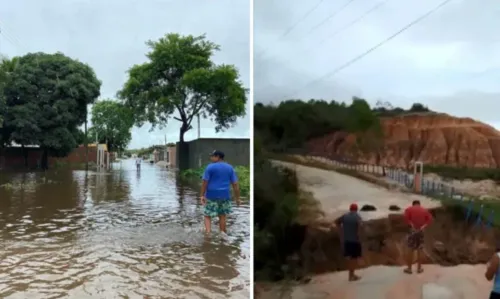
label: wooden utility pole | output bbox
[84,105,88,171]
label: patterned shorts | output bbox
[204,199,232,217]
[407,229,424,250]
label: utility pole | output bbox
[84,106,88,171]
[197,114,200,139]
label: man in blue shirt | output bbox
[200,150,240,233]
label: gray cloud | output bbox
[1,0,250,149]
[254,0,500,128]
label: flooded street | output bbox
[0,160,250,299]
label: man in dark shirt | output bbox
[335,203,363,281]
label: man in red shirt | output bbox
[403,200,433,274]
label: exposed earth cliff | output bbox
[307,113,500,168]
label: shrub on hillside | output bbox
[425,165,500,182]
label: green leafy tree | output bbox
[118,33,247,168]
[72,128,86,146]
[409,102,430,113]
[90,100,134,152]
[0,56,19,146]
[3,52,101,169]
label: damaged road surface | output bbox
[260,160,495,299]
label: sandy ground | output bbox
[258,265,493,299]
[271,160,440,221]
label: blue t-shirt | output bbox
[202,162,238,200]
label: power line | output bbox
[0,20,25,52]
[279,0,388,68]
[257,0,325,58]
[315,0,387,50]
[281,0,325,39]
[305,0,357,35]
[288,0,455,98]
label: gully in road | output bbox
[0,159,249,298]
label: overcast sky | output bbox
[254,0,500,129]
[0,0,250,149]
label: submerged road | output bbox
[0,160,249,299]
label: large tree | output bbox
[0,56,19,147]
[3,52,101,169]
[118,33,247,168]
[89,100,134,152]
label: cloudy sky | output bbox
[0,0,250,149]
[255,0,500,128]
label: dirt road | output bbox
[271,160,440,221]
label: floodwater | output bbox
[0,160,250,299]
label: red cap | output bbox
[349,203,358,211]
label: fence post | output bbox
[487,210,495,229]
[475,204,484,226]
[465,201,473,222]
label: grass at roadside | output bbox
[180,165,250,197]
[425,164,500,182]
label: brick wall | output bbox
[0,146,98,169]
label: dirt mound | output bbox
[299,206,497,274]
[307,113,500,168]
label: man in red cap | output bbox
[335,203,363,281]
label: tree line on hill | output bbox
[254,97,431,152]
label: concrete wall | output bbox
[176,138,249,170]
[167,146,176,167]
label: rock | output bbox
[307,113,500,168]
[389,205,401,211]
[432,241,446,254]
[360,204,377,211]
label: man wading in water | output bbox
[335,203,363,281]
[200,150,240,233]
[403,200,433,274]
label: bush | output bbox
[254,153,303,280]
[180,164,250,197]
[425,164,500,182]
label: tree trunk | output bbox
[41,148,48,171]
[178,124,189,170]
[22,145,28,168]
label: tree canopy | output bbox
[118,33,247,143]
[0,57,19,146]
[89,100,134,152]
[2,52,101,168]
[255,98,432,153]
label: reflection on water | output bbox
[0,160,249,298]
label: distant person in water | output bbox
[335,203,363,281]
[136,157,142,170]
[403,200,433,274]
[485,243,500,299]
[200,150,240,233]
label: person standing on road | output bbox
[485,243,500,299]
[335,203,363,281]
[403,200,433,274]
[136,156,142,171]
[200,150,240,233]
